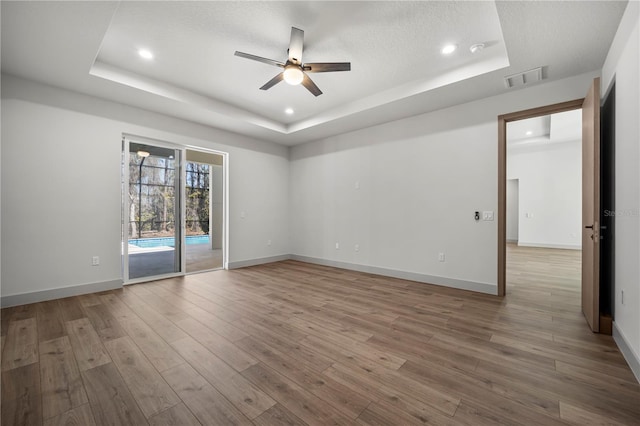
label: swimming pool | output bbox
[129,235,210,248]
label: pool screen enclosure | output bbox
[125,141,182,280]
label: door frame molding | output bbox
[497,98,584,296]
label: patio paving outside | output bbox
[128,243,222,279]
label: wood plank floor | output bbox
[2,248,639,425]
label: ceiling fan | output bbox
[234,27,351,97]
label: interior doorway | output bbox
[498,98,584,296]
[504,110,583,319]
[506,110,583,251]
[498,79,605,333]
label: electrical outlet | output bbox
[355,244,360,252]
[355,181,360,190]
[335,242,340,249]
[438,253,445,262]
[267,239,272,246]
[92,256,100,266]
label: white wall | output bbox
[290,71,599,294]
[506,179,519,242]
[601,1,640,379]
[1,75,290,305]
[507,141,582,249]
[211,164,224,250]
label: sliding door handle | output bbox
[585,225,594,229]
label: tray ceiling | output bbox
[1,1,628,145]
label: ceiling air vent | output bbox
[504,67,544,89]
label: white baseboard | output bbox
[0,254,497,307]
[228,254,291,269]
[291,255,496,295]
[518,242,581,250]
[1,279,123,308]
[613,322,640,383]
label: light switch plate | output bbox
[483,211,494,221]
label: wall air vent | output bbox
[504,67,544,89]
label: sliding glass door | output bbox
[185,150,225,273]
[124,140,182,281]
[122,138,228,283]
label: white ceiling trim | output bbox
[91,52,510,136]
[90,61,287,133]
[289,53,510,134]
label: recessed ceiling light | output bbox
[470,43,485,54]
[441,44,457,55]
[138,49,153,60]
[526,130,533,136]
[285,108,294,115]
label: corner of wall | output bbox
[613,322,640,383]
[602,0,640,379]
[602,1,640,90]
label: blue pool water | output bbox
[129,235,210,248]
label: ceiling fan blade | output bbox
[301,73,322,97]
[304,62,351,73]
[288,27,304,64]
[260,73,284,90]
[234,51,284,68]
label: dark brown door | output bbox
[581,78,601,332]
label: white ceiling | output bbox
[508,115,551,142]
[1,1,627,146]
[507,109,582,147]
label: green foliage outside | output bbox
[128,157,210,239]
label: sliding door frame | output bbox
[122,135,184,284]
[184,145,229,271]
[122,135,230,284]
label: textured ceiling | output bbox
[0,1,628,145]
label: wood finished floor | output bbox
[2,246,639,425]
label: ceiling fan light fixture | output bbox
[235,26,349,96]
[283,65,304,85]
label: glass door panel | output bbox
[127,142,181,280]
[185,150,224,272]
